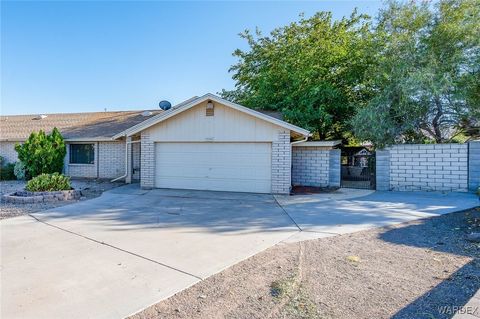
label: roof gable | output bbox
[113,94,310,139]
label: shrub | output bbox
[15,127,66,179]
[26,173,71,192]
[0,163,16,181]
[14,161,26,180]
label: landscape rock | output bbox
[467,233,480,243]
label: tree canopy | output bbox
[352,0,480,147]
[221,10,376,141]
[223,0,479,146]
[15,128,66,179]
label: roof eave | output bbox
[1,137,117,143]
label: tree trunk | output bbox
[431,97,444,143]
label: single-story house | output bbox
[2,93,338,194]
[4,93,476,193]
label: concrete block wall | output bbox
[98,142,125,179]
[64,142,98,178]
[376,150,390,191]
[0,141,126,179]
[140,132,155,189]
[329,149,341,187]
[271,130,291,194]
[378,143,469,192]
[64,142,126,179]
[0,142,19,164]
[469,141,480,192]
[291,146,340,188]
[132,142,141,181]
[292,146,330,187]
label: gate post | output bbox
[376,149,390,191]
[469,141,480,192]
[329,149,341,187]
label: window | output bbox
[69,144,95,164]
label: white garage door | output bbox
[155,142,272,193]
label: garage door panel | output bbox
[156,177,271,193]
[156,153,270,167]
[155,142,272,193]
[156,166,271,180]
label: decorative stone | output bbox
[0,189,82,204]
[33,196,44,203]
[467,233,480,243]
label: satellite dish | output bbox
[159,100,172,111]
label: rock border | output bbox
[1,189,82,204]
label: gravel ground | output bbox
[131,208,480,319]
[0,179,123,220]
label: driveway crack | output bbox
[27,214,203,281]
[273,197,302,231]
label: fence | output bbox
[376,142,479,192]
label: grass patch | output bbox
[270,275,297,298]
[270,275,320,318]
[285,287,320,319]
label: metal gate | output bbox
[340,147,376,190]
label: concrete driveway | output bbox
[1,185,478,319]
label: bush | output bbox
[0,163,16,181]
[26,173,72,192]
[14,161,26,180]
[15,127,66,179]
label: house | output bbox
[5,93,475,193]
[1,94,317,194]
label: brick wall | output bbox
[98,142,125,179]
[329,149,341,187]
[140,132,154,189]
[64,141,126,179]
[1,140,127,180]
[64,142,98,178]
[292,146,330,187]
[291,146,340,188]
[271,130,291,194]
[378,143,469,192]
[0,142,19,164]
[469,142,480,192]
[132,142,141,181]
[376,150,390,191]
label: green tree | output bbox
[352,0,480,147]
[222,11,376,140]
[15,128,66,178]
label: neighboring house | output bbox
[0,94,311,194]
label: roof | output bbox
[0,94,304,142]
[293,141,342,147]
[113,93,311,139]
[0,110,164,142]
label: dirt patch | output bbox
[131,208,480,319]
[0,179,123,220]
[291,185,339,195]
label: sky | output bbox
[1,1,382,115]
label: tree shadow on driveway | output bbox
[379,208,480,319]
